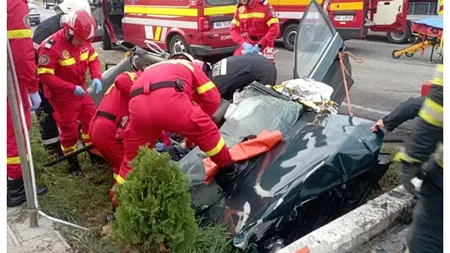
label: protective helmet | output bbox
[169,52,195,62]
[62,10,97,43]
[55,0,91,15]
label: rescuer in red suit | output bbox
[7,0,48,207]
[37,9,104,176]
[117,57,241,192]
[230,0,280,63]
[89,71,141,183]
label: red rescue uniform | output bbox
[89,71,140,183]
[7,0,39,179]
[37,29,101,156]
[230,0,280,62]
[117,60,233,184]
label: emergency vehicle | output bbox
[95,0,238,56]
[92,0,438,55]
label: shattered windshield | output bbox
[295,3,334,78]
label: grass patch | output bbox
[30,118,232,253]
[378,143,402,192]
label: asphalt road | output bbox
[34,3,438,129]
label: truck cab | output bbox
[93,0,239,57]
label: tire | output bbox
[168,34,191,55]
[386,21,411,44]
[44,0,49,9]
[282,23,298,51]
[392,50,401,59]
[405,52,415,57]
[101,25,112,51]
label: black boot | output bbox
[214,162,241,194]
[43,142,63,157]
[88,151,107,170]
[67,156,82,176]
[7,178,48,207]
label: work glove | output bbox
[73,85,86,96]
[92,78,103,94]
[398,162,422,197]
[251,44,261,54]
[28,92,42,111]
[242,42,254,54]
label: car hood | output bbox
[197,111,383,249]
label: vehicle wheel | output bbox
[282,23,298,51]
[386,22,411,44]
[169,34,191,55]
[405,52,415,57]
[43,0,49,9]
[392,50,401,59]
[101,25,112,51]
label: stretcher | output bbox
[392,17,443,63]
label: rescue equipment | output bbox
[203,130,283,184]
[392,18,443,62]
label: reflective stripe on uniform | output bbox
[7,156,21,165]
[205,136,226,157]
[239,12,265,19]
[434,143,443,167]
[104,83,115,96]
[61,144,77,154]
[8,29,32,39]
[116,174,126,184]
[7,155,29,165]
[37,68,55,75]
[196,81,215,94]
[80,51,89,61]
[89,52,98,62]
[125,71,136,81]
[432,64,443,86]
[394,147,422,164]
[232,19,240,27]
[82,133,92,146]
[58,58,76,66]
[267,18,279,26]
[418,97,443,127]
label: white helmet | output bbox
[55,0,91,15]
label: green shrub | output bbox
[113,147,197,253]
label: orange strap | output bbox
[338,51,364,117]
[203,130,283,184]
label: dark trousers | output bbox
[407,164,443,253]
[35,88,62,156]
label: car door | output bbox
[88,0,116,43]
[294,0,353,105]
[369,0,409,33]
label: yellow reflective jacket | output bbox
[395,61,443,168]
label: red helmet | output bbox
[62,10,97,43]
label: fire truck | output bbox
[91,0,439,55]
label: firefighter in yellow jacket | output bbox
[395,60,443,253]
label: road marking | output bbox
[341,102,391,115]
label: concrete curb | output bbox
[278,185,415,253]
